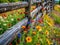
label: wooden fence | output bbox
[0,0,53,45]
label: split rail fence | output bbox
[0,0,54,45]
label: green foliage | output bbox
[51,13,60,24]
[18,0,25,1]
[0,0,9,3]
[59,0,60,4]
[8,0,18,2]
[0,9,25,35]
[0,0,24,3]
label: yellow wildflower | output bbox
[54,5,60,11]
[22,26,26,29]
[46,21,53,27]
[45,30,49,35]
[39,28,42,32]
[36,26,42,30]
[46,39,51,45]
[44,15,54,26]
[32,31,36,35]
[26,36,32,43]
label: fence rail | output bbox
[0,2,28,13]
[0,2,28,8]
[31,6,42,18]
[0,0,53,45]
[0,18,28,45]
[0,0,42,13]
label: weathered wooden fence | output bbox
[0,0,53,45]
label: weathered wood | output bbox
[0,18,28,45]
[31,6,42,18]
[0,0,53,45]
[25,0,31,27]
[0,2,28,13]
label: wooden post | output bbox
[35,0,42,25]
[36,2,39,16]
[49,0,53,12]
[45,0,48,15]
[25,0,31,28]
[36,0,42,16]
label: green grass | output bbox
[51,13,60,24]
[0,10,25,35]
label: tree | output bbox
[18,0,25,1]
[8,0,18,2]
[0,0,9,3]
[59,0,60,5]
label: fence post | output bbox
[35,0,42,25]
[44,0,48,15]
[25,0,31,28]
[49,0,53,14]
[48,0,51,15]
[36,0,42,17]
[46,0,49,15]
[36,1,39,16]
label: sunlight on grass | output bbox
[51,13,60,24]
[54,5,60,12]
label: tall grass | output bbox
[51,13,60,24]
[54,5,60,12]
